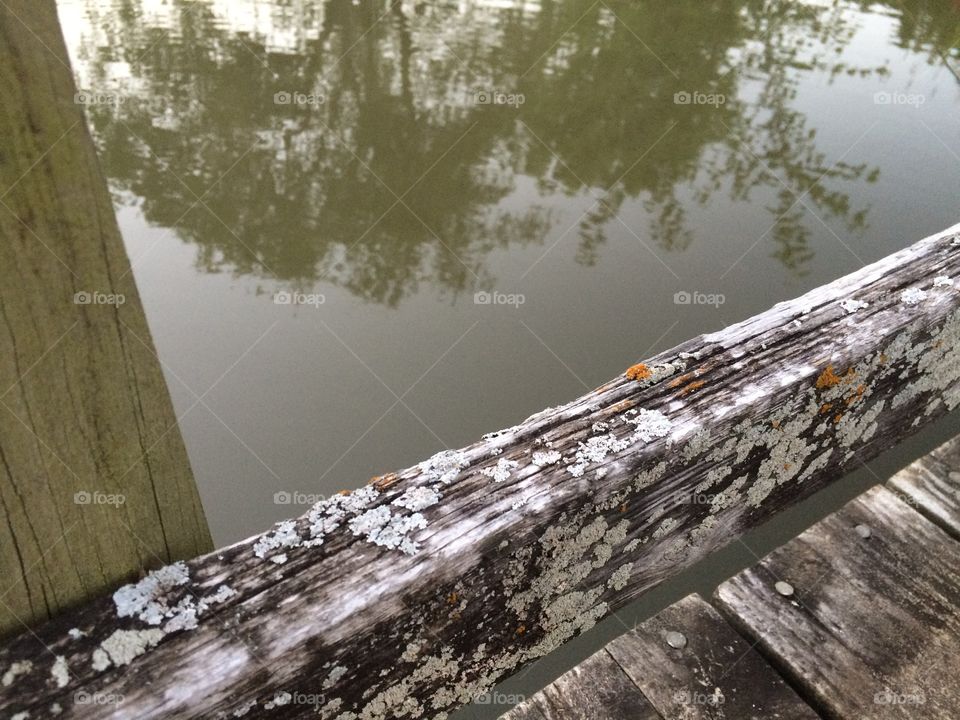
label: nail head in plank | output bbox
[606,594,817,719]
[716,486,960,719]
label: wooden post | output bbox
[0,0,212,639]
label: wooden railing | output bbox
[1,222,959,719]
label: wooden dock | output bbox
[503,435,960,719]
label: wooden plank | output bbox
[715,486,960,719]
[0,0,211,639]
[498,701,547,720]
[504,649,660,720]
[2,220,960,718]
[888,435,960,536]
[607,594,817,719]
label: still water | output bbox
[59,0,958,713]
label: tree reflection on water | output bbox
[66,0,958,303]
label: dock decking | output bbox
[502,435,960,719]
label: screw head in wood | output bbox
[774,580,795,597]
[665,630,687,649]
[855,524,872,539]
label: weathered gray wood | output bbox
[888,435,960,536]
[715,485,960,719]
[0,0,211,639]
[1,223,960,719]
[498,702,547,720]
[504,649,660,720]
[607,594,817,719]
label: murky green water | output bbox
[59,0,958,713]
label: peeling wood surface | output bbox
[715,486,960,719]
[1,220,959,719]
[606,594,816,720]
[888,435,960,536]
[503,648,659,720]
[0,0,211,639]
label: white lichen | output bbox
[933,275,954,288]
[531,450,561,466]
[392,486,442,512]
[2,660,32,687]
[67,628,85,640]
[900,287,928,305]
[91,649,110,672]
[50,656,69,689]
[264,691,292,709]
[306,486,380,546]
[840,299,869,314]
[253,520,302,560]
[323,664,348,690]
[348,507,428,555]
[113,562,190,625]
[97,629,165,668]
[418,449,469,485]
[206,584,237,604]
[480,458,519,483]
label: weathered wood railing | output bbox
[2,222,959,719]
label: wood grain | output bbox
[888,435,960,537]
[503,649,660,720]
[0,0,211,639]
[608,594,817,719]
[716,486,960,719]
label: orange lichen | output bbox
[370,472,399,491]
[668,373,693,389]
[625,363,653,382]
[771,419,781,428]
[845,384,866,406]
[783,463,792,471]
[447,592,459,606]
[878,353,888,364]
[834,413,843,424]
[816,365,843,389]
[680,380,705,396]
[516,625,526,635]
[619,503,629,513]
[819,402,833,415]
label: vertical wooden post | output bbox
[0,0,212,638]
